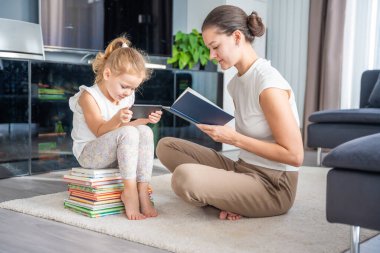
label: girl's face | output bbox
[103,68,143,102]
[202,26,240,70]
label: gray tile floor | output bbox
[0,150,378,253]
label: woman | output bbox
[156,5,303,220]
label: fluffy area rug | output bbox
[0,166,377,253]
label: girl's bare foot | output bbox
[121,180,146,220]
[138,183,158,218]
[219,210,242,221]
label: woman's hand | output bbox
[196,124,238,145]
[147,110,162,124]
[119,107,133,123]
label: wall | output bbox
[186,0,225,33]
[172,0,188,34]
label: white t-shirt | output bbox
[69,84,135,159]
[227,58,300,171]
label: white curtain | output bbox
[341,0,380,109]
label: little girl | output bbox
[69,36,162,220]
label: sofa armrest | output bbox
[322,133,380,173]
[309,108,380,124]
[322,133,380,172]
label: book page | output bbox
[175,87,223,110]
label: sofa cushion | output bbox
[308,108,380,124]
[368,74,380,108]
[322,133,380,172]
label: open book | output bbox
[162,87,234,125]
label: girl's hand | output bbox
[131,110,162,125]
[196,124,238,145]
[147,110,162,124]
[119,107,133,123]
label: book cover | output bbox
[70,171,121,179]
[163,87,234,125]
[64,199,124,211]
[71,167,120,175]
[64,201,124,218]
[63,174,121,183]
[68,184,124,193]
[69,190,121,201]
[63,178,123,187]
[69,196,122,205]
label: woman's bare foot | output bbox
[121,180,146,220]
[138,183,158,218]
[219,210,242,221]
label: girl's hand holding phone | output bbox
[147,110,162,124]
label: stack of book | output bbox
[63,167,125,218]
[63,167,154,218]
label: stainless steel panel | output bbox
[0,18,44,60]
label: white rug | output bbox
[0,166,377,253]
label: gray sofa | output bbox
[323,133,380,253]
[307,69,380,164]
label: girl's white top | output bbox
[228,58,300,171]
[69,84,135,159]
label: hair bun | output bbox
[247,11,265,37]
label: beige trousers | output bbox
[156,137,298,218]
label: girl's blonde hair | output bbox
[92,36,151,84]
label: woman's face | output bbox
[103,68,143,102]
[202,26,240,70]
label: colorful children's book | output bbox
[71,167,120,176]
[64,202,124,218]
[69,196,122,205]
[63,176,122,187]
[69,189,121,201]
[64,199,124,210]
[70,171,121,179]
[68,184,124,193]
[64,174,121,182]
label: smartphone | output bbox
[130,104,162,119]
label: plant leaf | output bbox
[192,28,199,36]
[200,55,208,66]
[179,52,191,69]
[189,35,197,48]
[193,50,200,63]
[172,47,178,57]
[167,55,178,64]
[175,31,184,42]
[171,29,212,70]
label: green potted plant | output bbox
[167,29,217,70]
